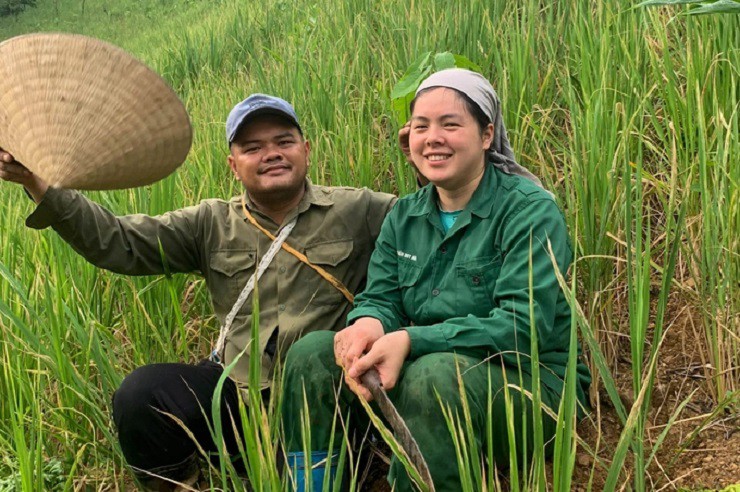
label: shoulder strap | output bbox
[241,197,355,304]
[212,212,298,362]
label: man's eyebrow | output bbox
[239,132,296,145]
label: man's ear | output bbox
[227,153,237,176]
[304,139,311,165]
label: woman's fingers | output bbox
[398,122,412,163]
[342,339,367,369]
[344,372,372,401]
[334,330,362,368]
[333,318,385,369]
[333,332,346,364]
[335,320,391,400]
[348,331,410,391]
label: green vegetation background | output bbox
[0,0,737,490]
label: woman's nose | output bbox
[425,126,444,146]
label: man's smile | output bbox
[260,163,291,175]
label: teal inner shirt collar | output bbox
[408,163,499,221]
[439,209,462,233]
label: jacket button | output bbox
[279,304,286,312]
[440,246,447,254]
[279,266,286,274]
[472,276,481,285]
[432,289,440,297]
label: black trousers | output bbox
[112,360,245,482]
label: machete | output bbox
[360,368,435,492]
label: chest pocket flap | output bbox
[398,258,422,287]
[455,255,501,277]
[209,249,257,277]
[305,239,353,266]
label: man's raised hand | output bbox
[0,149,49,202]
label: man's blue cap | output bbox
[226,94,301,143]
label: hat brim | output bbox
[0,33,192,190]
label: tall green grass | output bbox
[0,0,738,489]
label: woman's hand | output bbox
[0,149,49,202]
[334,317,384,371]
[346,330,411,401]
[398,122,413,163]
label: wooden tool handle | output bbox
[359,368,435,491]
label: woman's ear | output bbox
[482,123,495,150]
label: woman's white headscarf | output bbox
[416,68,543,188]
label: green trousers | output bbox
[282,331,559,491]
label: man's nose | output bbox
[263,145,282,161]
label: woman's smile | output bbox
[424,153,452,163]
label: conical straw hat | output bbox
[0,33,192,190]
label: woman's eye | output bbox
[412,125,427,131]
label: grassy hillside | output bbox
[0,0,738,490]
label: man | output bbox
[0,94,395,490]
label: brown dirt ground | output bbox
[570,295,740,492]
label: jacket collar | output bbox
[299,178,334,209]
[407,163,498,219]
[239,177,334,224]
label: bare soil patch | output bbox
[572,297,739,491]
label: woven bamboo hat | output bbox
[0,33,192,190]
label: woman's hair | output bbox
[410,87,491,133]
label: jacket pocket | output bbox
[398,258,422,287]
[305,239,353,267]
[208,249,257,311]
[456,255,501,315]
[397,257,423,312]
[304,239,354,306]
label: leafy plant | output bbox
[0,459,65,492]
[389,51,481,127]
[638,0,740,15]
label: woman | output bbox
[282,68,590,491]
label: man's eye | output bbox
[279,140,294,146]
[244,147,259,153]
